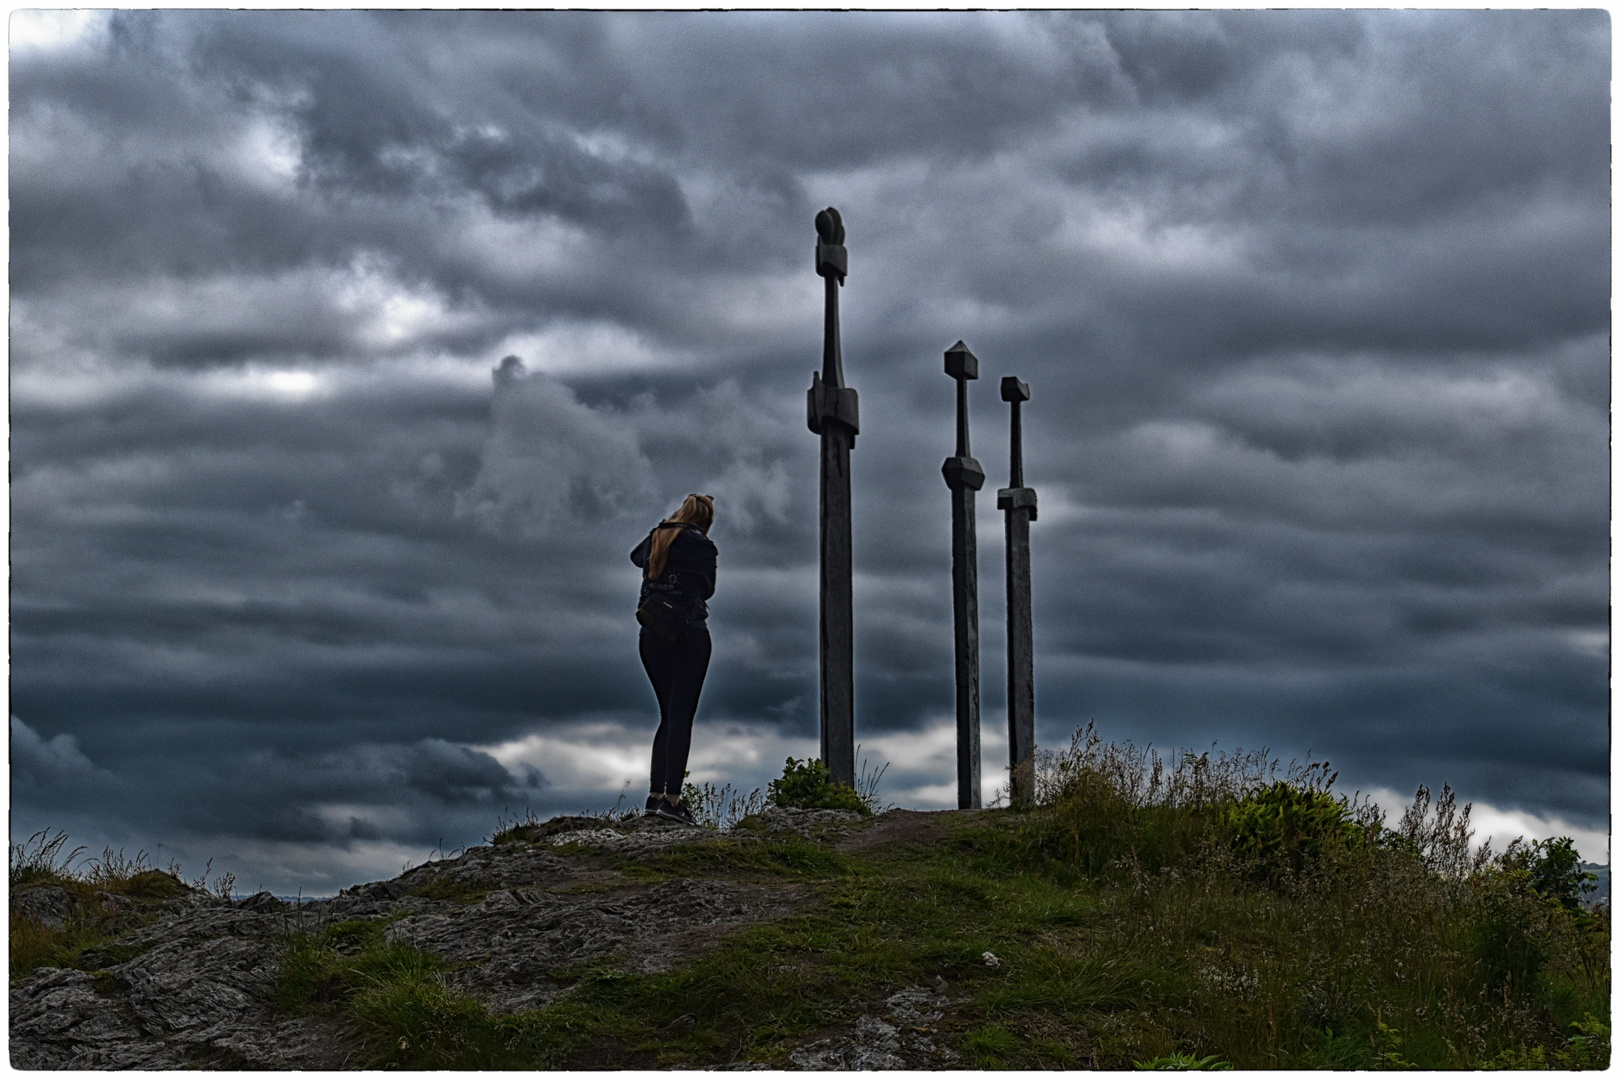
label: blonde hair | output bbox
[646,494,714,580]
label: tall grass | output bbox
[10,828,87,887]
[9,828,234,977]
[680,781,768,829]
[1011,723,1610,1068]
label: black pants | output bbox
[640,625,712,796]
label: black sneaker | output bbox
[653,801,699,827]
[645,795,663,816]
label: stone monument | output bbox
[997,376,1037,808]
[941,341,985,809]
[807,208,858,786]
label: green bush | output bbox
[1227,781,1365,878]
[767,757,869,815]
[1510,837,1598,913]
[1470,876,1550,996]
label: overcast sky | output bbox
[10,10,1610,893]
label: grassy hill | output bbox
[11,727,1610,1069]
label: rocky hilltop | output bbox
[13,789,1611,1070]
[11,808,963,1070]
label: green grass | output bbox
[632,835,852,881]
[9,829,210,978]
[33,729,1608,1069]
[268,788,1610,1068]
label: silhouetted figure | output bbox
[631,494,717,826]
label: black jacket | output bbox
[630,523,717,626]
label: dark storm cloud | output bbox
[10,10,1608,889]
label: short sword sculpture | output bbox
[942,341,985,809]
[807,208,858,786]
[997,376,1037,808]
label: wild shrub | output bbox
[1227,773,1368,880]
[767,757,869,815]
[1132,1051,1234,1070]
[1396,783,1494,881]
[1465,836,1602,996]
[1029,723,1276,877]
[1469,861,1554,996]
[1506,836,1598,913]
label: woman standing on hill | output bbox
[630,494,717,826]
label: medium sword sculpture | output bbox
[942,341,985,809]
[998,376,1037,807]
[807,207,858,786]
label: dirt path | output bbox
[836,807,994,852]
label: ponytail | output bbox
[646,494,714,579]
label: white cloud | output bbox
[476,717,1000,810]
[479,720,656,795]
[456,358,655,537]
[9,9,108,54]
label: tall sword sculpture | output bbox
[807,207,858,786]
[997,377,1037,808]
[942,341,984,809]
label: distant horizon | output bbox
[20,735,1611,901]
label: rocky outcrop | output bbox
[11,900,356,1069]
[11,809,918,1069]
[384,877,804,1014]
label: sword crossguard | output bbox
[997,486,1038,521]
[808,373,860,441]
[943,456,985,491]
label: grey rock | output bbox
[407,842,570,887]
[8,815,814,1069]
[387,877,799,1014]
[335,878,408,902]
[704,1063,774,1071]
[746,807,864,839]
[307,891,449,919]
[233,890,284,912]
[12,885,74,930]
[791,1016,908,1070]
[788,980,958,1070]
[10,916,353,1069]
[541,823,718,854]
[885,977,948,1022]
[95,890,140,915]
